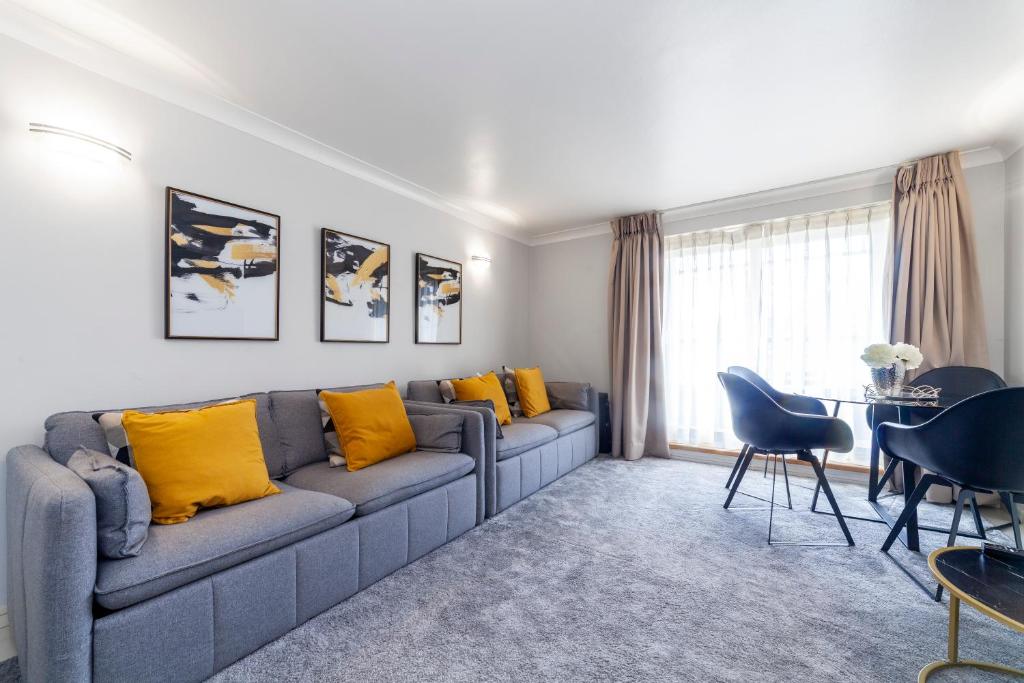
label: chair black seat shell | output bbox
[718,372,855,546]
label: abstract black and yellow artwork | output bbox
[415,253,462,344]
[321,228,390,342]
[165,188,280,340]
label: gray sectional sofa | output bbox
[407,378,598,516]
[6,384,486,683]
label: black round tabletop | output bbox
[929,547,1024,631]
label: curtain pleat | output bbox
[884,151,990,500]
[886,150,989,374]
[608,212,670,460]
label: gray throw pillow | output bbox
[67,447,151,559]
[546,382,592,411]
[452,399,504,438]
[409,414,464,453]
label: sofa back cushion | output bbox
[408,413,464,453]
[545,382,594,411]
[270,383,384,475]
[268,390,327,475]
[44,393,287,479]
[406,380,445,403]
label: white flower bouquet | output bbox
[861,342,923,395]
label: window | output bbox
[663,202,891,464]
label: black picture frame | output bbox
[165,187,281,341]
[415,252,463,345]
[320,228,391,343]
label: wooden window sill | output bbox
[669,443,881,475]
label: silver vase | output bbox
[871,363,906,396]
[891,361,907,394]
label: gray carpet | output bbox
[5,457,1023,681]
[212,457,1021,682]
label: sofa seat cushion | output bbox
[94,483,354,610]
[285,451,474,516]
[513,409,595,436]
[496,423,558,461]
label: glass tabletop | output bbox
[797,387,963,409]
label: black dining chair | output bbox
[866,365,1006,432]
[865,365,1008,533]
[876,387,1024,562]
[723,367,829,505]
[719,372,855,546]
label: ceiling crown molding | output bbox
[0,1,530,244]
[529,146,1005,247]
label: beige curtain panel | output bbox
[608,212,670,460]
[885,151,990,501]
[886,150,989,375]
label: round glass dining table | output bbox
[795,388,970,554]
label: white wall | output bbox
[1005,147,1024,384]
[528,233,613,391]
[528,160,1009,395]
[0,37,531,607]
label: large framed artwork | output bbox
[165,187,280,340]
[415,252,462,344]
[321,228,390,343]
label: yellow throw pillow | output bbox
[514,367,552,418]
[122,400,280,524]
[451,372,513,425]
[320,381,417,472]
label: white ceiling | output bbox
[5,0,1024,241]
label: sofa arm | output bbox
[545,381,597,415]
[6,445,97,683]
[404,401,490,524]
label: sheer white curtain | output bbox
[663,202,891,463]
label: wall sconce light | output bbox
[29,122,132,161]
[471,255,492,265]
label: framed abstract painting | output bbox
[415,252,462,344]
[165,187,280,340]
[321,228,390,343]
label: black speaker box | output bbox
[598,391,611,454]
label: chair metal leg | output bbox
[967,493,986,541]
[945,489,970,548]
[876,456,902,496]
[881,474,939,552]
[723,447,756,510]
[1003,492,1023,550]
[767,453,779,543]
[780,453,793,510]
[725,444,748,490]
[799,450,855,546]
[809,450,830,512]
[763,452,770,477]
[810,401,842,512]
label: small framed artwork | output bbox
[321,228,390,343]
[415,252,462,344]
[165,187,280,340]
